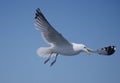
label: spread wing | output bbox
[35,8,71,46]
[89,46,116,55]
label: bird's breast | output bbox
[52,46,81,56]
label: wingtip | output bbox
[101,45,116,55]
[36,8,40,12]
[107,45,116,55]
[94,45,116,56]
[36,8,42,14]
[35,8,41,19]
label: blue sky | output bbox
[0,0,120,83]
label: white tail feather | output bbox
[37,47,52,57]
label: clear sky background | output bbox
[0,0,120,83]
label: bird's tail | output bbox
[37,47,52,57]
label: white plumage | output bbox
[35,8,116,66]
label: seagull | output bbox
[34,8,116,66]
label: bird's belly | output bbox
[52,46,80,56]
[61,51,80,56]
[53,47,80,56]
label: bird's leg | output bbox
[44,52,53,64]
[50,53,59,66]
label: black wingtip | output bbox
[106,46,116,55]
[101,46,116,55]
[35,8,41,19]
[36,8,40,12]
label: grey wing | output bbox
[89,46,116,55]
[35,8,71,46]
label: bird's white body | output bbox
[37,43,86,57]
[53,43,86,55]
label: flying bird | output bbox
[34,8,116,66]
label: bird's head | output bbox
[80,44,91,55]
[73,43,91,55]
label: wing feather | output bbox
[35,8,71,46]
[89,46,116,55]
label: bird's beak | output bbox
[85,49,91,55]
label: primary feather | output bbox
[35,8,71,47]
